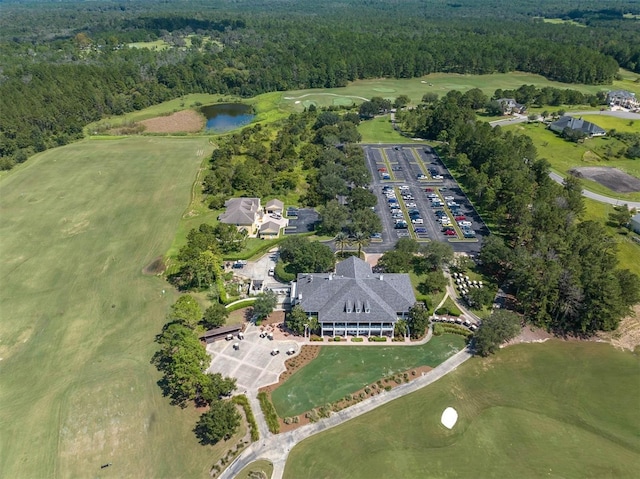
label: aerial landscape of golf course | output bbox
[1,1,640,477]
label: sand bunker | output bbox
[441,407,458,429]
[570,167,640,193]
[139,110,204,133]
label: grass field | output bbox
[504,122,640,201]
[0,136,246,478]
[284,341,640,479]
[358,115,412,143]
[271,335,466,417]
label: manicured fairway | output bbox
[0,137,240,478]
[271,335,466,417]
[358,115,409,143]
[284,341,640,479]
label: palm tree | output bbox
[351,231,370,258]
[334,231,351,257]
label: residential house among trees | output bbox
[290,256,416,337]
[630,213,640,234]
[218,197,288,238]
[549,116,606,138]
[496,98,526,115]
[607,90,639,110]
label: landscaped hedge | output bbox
[225,298,257,313]
[274,260,295,282]
[434,323,473,339]
[231,394,259,441]
[351,337,364,342]
[368,336,388,342]
[257,392,280,434]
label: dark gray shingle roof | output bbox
[295,257,415,324]
[550,116,605,136]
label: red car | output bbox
[378,167,387,172]
[444,229,456,236]
[425,188,433,192]
[455,215,466,221]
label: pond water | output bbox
[200,103,255,132]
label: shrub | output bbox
[257,392,280,434]
[351,337,364,342]
[384,385,392,391]
[364,387,371,394]
[274,260,295,282]
[310,335,323,342]
[368,336,387,342]
[231,395,259,442]
[333,336,342,342]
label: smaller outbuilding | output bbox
[200,324,242,344]
[607,90,639,110]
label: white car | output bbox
[458,221,472,227]
[446,201,458,207]
[444,196,454,201]
[427,193,438,198]
[405,202,417,208]
[399,185,410,190]
[433,175,444,179]
[411,218,424,224]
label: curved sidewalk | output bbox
[218,347,473,479]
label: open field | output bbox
[271,335,466,418]
[128,39,170,50]
[284,341,640,479]
[504,122,640,201]
[358,115,410,143]
[582,197,640,276]
[0,137,236,478]
[139,109,205,133]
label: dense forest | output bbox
[1,0,640,168]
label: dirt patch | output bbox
[504,326,553,347]
[597,304,640,351]
[570,166,640,193]
[139,110,205,133]
[142,256,166,275]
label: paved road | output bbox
[549,172,640,210]
[218,347,473,479]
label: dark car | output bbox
[414,227,428,233]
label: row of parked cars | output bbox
[382,185,430,238]
[426,188,476,238]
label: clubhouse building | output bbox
[291,256,416,337]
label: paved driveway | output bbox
[206,324,300,391]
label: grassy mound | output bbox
[284,341,640,479]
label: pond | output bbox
[200,103,255,133]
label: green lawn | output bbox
[504,122,640,201]
[0,137,240,478]
[582,197,640,276]
[358,115,410,143]
[236,459,274,479]
[285,341,640,479]
[271,335,466,417]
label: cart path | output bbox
[218,347,473,479]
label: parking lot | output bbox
[284,207,320,234]
[362,144,488,255]
[206,325,300,391]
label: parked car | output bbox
[455,215,466,221]
[425,188,434,192]
[445,229,457,236]
[370,232,382,239]
[464,231,476,238]
[458,220,472,227]
[405,202,417,208]
[268,268,275,276]
[427,193,438,198]
[434,175,444,180]
[414,227,428,233]
[417,174,427,180]
[377,167,387,172]
[399,185,410,190]
[411,218,424,224]
[444,196,454,201]
[392,213,404,219]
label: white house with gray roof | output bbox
[218,197,288,237]
[291,256,416,337]
[607,90,639,110]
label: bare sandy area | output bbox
[598,304,640,351]
[139,109,205,133]
[570,166,640,193]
